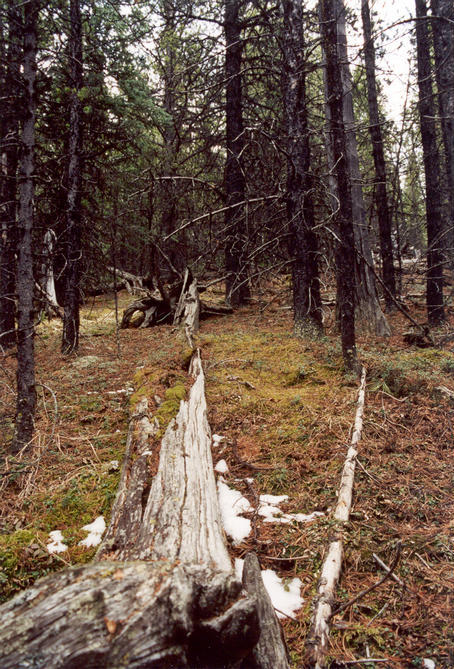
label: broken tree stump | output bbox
[120,268,232,330]
[0,351,288,668]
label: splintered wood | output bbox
[0,350,288,668]
[308,367,367,668]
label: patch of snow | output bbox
[260,494,288,505]
[47,530,68,554]
[217,480,252,545]
[258,503,289,523]
[106,389,128,395]
[234,558,303,619]
[212,434,225,447]
[215,459,229,474]
[257,494,324,524]
[79,515,106,548]
[423,660,436,669]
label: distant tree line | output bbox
[0,0,453,450]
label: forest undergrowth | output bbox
[1,276,454,667]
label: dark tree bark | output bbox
[0,1,21,350]
[321,0,390,336]
[62,0,83,354]
[224,0,250,306]
[282,0,323,337]
[415,0,445,325]
[319,0,358,373]
[430,0,454,261]
[361,0,397,311]
[157,0,186,281]
[13,0,39,452]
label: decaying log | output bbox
[241,553,290,669]
[120,267,231,330]
[173,270,200,347]
[0,350,291,668]
[120,295,172,328]
[97,397,158,559]
[0,560,257,669]
[307,367,367,668]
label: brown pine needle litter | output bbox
[1,280,454,667]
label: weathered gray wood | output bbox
[241,553,290,669]
[0,351,263,668]
[97,398,157,560]
[0,561,258,669]
[135,352,229,568]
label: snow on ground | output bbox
[423,660,436,669]
[78,516,106,547]
[235,558,303,619]
[215,459,229,474]
[217,479,324,542]
[46,530,68,554]
[217,479,252,544]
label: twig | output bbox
[273,607,297,621]
[365,601,390,628]
[355,457,381,484]
[35,383,58,443]
[329,543,402,620]
[415,552,433,570]
[263,554,309,562]
[340,660,391,665]
[373,552,405,586]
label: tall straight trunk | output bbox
[13,0,39,452]
[282,0,322,336]
[415,0,445,325]
[0,1,21,350]
[157,1,185,281]
[430,0,454,262]
[322,0,389,336]
[319,0,358,373]
[361,0,397,311]
[224,0,250,306]
[62,0,83,353]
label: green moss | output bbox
[0,529,59,602]
[164,384,186,402]
[181,347,194,370]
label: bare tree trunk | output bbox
[157,1,185,281]
[62,0,83,354]
[322,0,390,336]
[319,0,358,373]
[430,0,454,263]
[0,1,21,350]
[282,0,323,337]
[361,0,397,311]
[224,0,250,306]
[13,0,39,452]
[415,0,445,325]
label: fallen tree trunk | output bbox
[0,351,287,668]
[120,268,232,330]
[307,366,367,668]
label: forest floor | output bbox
[1,275,454,667]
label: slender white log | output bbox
[309,366,367,668]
